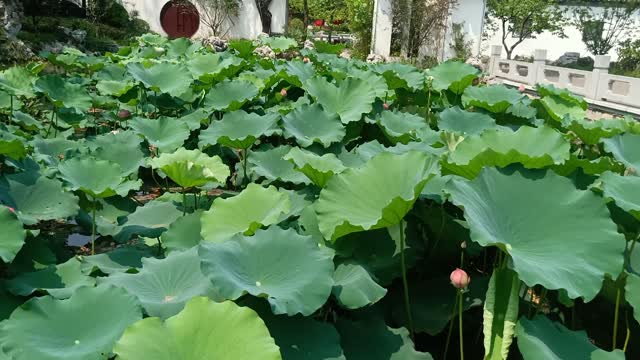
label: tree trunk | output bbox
[505,48,512,60]
[257,0,274,35]
[400,0,413,57]
[303,0,309,27]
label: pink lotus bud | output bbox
[280,88,287,97]
[118,109,131,119]
[383,103,390,110]
[303,57,310,63]
[6,206,15,213]
[450,268,470,289]
[518,84,526,93]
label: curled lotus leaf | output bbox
[35,75,92,111]
[427,61,479,94]
[200,183,290,243]
[199,226,335,316]
[283,147,346,187]
[203,80,259,111]
[316,151,439,241]
[248,145,310,185]
[199,110,280,150]
[0,206,26,263]
[281,104,346,147]
[129,117,190,153]
[113,297,281,360]
[305,77,376,124]
[462,85,523,113]
[599,172,640,220]
[603,133,640,174]
[148,148,229,188]
[377,111,429,144]
[437,106,497,135]
[58,157,142,199]
[447,168,625,301]
[127,62,193,97]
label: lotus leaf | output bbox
[603,133,640,174]
[516,316,624,360]
[90,131,145,177]
[281,104,346,147]
[305,77,376,124]
[599,172,640,220]
[161,210,203,253]
[462,85,523,113]
[0,130,27,159]
[187,52,244,83]
[78,248,147,275]
[127,62,193,97]
[377,111,428,144]
[114,200,183,242]
[0,206,26,263]
[428,61,479,94]
[438,106,497,135]
[58,157,142,198]
[35,75,92,111]
[113,297,281,360]
[483,268,520,360]
[316,151,439,241]
[370,62,425,90]
[199,226,334,315]
[101,248,219,319]
[0,285,142,360]
[447,168,625,301]
[129,117,190,153]
[332,262,387,309]
[204,80,259,111]
[443,126,570,179]
[538,95,587,122]
[0,67,37,97]
[200,183,290,242]
[148,148,229,188]
[199,110,279,149]
[248,146,311,185]
[283,147,346,187]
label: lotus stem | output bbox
[243,149,249,185]
[91,197,97,255]
[613,286,622,350]
[9,95,13,124]
[194,192,199,210]
[182,188,187,216]
[443,291,461,359]
[398,220,415,339]
[459,288,465,360]
[623,312,630,353]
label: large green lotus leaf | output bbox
[599,172,640,220]
[438,106,497,135]
[316,151,438,241]
[84,197,137,237]
[78,248,148,275]
[537,83,588,109]
[187,52,243,83]
[347,68,391,99]
[129,117,190,153]
[90,131,145,177]
[552,155,625,177]
[127,62,193,96]
[0,284,142,360]
[11,111,41,130]
[114,200,183,242]
[0,66,36,97]
[283,147,346,187]
[161,210,203,253]
[462,85,523,113]
[203,80,259,111]
[35,75,92,111]
[0,91,24,110]
[564,117,629,145]
[148,148,229,188]
[281,104,346,147]
[428,61,480,94]
[58,157,142,198]
[377,111,428,144]
[101,248,218,319]
[31,137,84,166]
[113,297,281,360]
[0,130,27,159]
[200,184,290,242]
[332,262,387,309]
[245,298,345,360]
[447,168,625,301]
[248,146,310,185]
[538,95,587,122]
[343,140,444,169]
[483,268,520,360]
[305,77,376,124]
[336,318,433,360]
[391,276,487,335]
[276,60,316,87]
[199,110,279,150]
[0,206,26,263]
[178,108,210,131]
[516,316,625,360]
[261,36,297,51]
[0,284,22,321]
[199,226,334,316]
[0,172,79,225]
[603,133,640,174]
[370,62,425,90]
[5,257,95,299]
[443,126,570,179]
[96,79,135,97]
[626,273,640,324]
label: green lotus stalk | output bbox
[398,220,414,339]
[458,289,464,360]
[91,197,97,255]
[443,291,461,359]
[9,94,13,125]
[623,313,630,353]
[182,188,187,216]
[243,149,250,186]
[612,286,621,350]
[450,268,470,360]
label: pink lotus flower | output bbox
[518,84,526,93]
[450,268,470,289]
[303,57,310,63]
[383,103,390,110]
[118,109,131,119]
[280,88,287,97]
[6,206,15,213]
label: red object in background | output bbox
[160,1,200,39]
[314,19,325,27]
[332,19,343,25]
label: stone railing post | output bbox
[533,49,547,85]
[589,55,611,100]
[488,45,502,76]
[370,0,393,58]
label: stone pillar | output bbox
[532,49,547,85]
[488,45,502,76]
[589,55,611,100]
[371,0,393,58]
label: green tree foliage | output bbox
[572,3,640,56]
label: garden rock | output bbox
[202,36,228,52]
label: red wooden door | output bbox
[160,1,200,39]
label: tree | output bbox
[572,3,640,56]
[485,0,566,59]
[256,0,274,34]
[392,0,455,59]
[193,0,241,37]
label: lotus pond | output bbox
[0,34,639,359]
